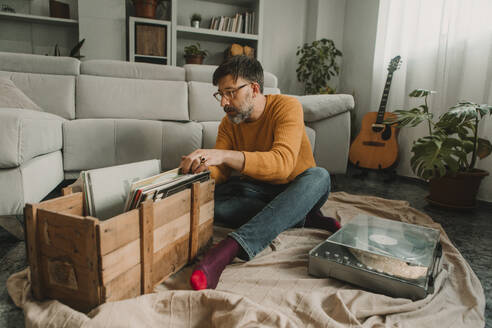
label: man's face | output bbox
[216,75,254,124]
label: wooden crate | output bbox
[24,180,215,312]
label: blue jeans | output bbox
[214,167,330,260]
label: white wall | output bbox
[338,0,380,131]
[261,0,309,95]
[261,0,346,95]
[77,0,126,60]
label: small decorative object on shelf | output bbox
[69,39,85,59]
[132,0,163,19]
[1,4,15,13]
[49,0,70,19]
[224,43,254,60]
[184,42,208,65]
[190,13,201,28]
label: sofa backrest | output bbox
[77,60,189,121]
[0,51,79,119]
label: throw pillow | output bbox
[0,77,43,111]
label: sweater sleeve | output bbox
[209,119,232,184]
[241,97,305,181]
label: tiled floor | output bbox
[0,172,490,327]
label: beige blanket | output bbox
[7,192,485,327]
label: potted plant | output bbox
[190,13,202,28]
[296,38,342,95]
[184,42,208,64]
[386,89,492,208]
[131,0,163,19]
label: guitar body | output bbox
[349,112,399,170]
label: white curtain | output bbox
[372,0,492,201]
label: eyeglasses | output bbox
[213,83,250,102]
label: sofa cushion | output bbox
[0,51,79,76]
[81,60,185,81]
[0,151,64,216]
[63,119,202,172]
[0,71,76,119]
[0,78,42,111]
[76,75,189,120]
[0,108,64,168]
[188,81,224,122]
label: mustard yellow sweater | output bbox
[209,94,316,184]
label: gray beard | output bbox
[227,104,254,124]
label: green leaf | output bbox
[477,138,492,159]
[409,89,436,97]
[384,108,432,127]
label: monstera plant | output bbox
[387,89,492,208]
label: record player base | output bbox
[24,180,215,312]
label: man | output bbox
[179,56,340,291]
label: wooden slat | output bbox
[84,217,101,307]
[199,179,215,205]
[153,189,190,229]
[104,264,141,302]
[100,239,140,285]
[37,192,84,216]
[152,234,189,286]
[37,209,92,265]
[189,182,200,261]
[61,187,72,196]
[139,199,154,294]
[98,209,140,256]
[24,204,43,300]
[199,200,214,226]
[153,213,190,253]
[198,220,214,254]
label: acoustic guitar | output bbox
[349,55,402,170]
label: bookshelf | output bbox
[127,0,263,66]
[173,0,263,66]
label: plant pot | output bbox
[184,55,204,65]
[191,20,200,28]
[134,0,157,19]
[427,169,489,209]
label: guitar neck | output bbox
[376,72,394,124]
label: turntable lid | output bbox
[327,214,440,267]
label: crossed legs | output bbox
[190,167,336,290]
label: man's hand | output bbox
[179,149,244,174]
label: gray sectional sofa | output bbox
[0,51,354,238]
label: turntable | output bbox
[308,214,442,300]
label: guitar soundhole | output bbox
[372,126,384,133]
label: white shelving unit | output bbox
[127,0,263,66]
[0,11,78,25]
[128,16,171,65]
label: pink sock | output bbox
[305,209,341,232]
[190,237,240,290]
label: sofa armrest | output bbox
[0,108,65,168]
[293,94,354,122]
[287,94,354,175]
